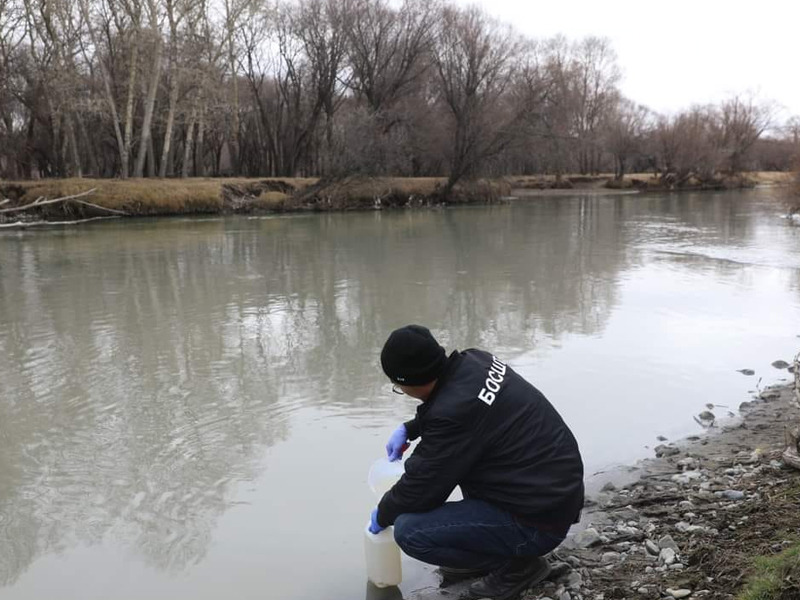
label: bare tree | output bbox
[569,36,620,174]
[1,0,792,183]
[717,93,775,174]
[0,0,27,178]
[344,0,434,115]
[432,5,521,197]
[655,106,721,185]
[604,97,650,180]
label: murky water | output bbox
[1,189,799,599]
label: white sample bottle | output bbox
[364,522,402,588]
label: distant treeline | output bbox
[0,0,797,190]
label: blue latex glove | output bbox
[369,508,386,534]
[386,424,409,462]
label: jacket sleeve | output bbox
[377,415,483,527]
[404,416,421,441]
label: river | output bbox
[1,188,799,599]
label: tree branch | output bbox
[0,215,123,229]
[0,188,100,214]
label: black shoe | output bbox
[467,556,551,600]
[437,564,499,587]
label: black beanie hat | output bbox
[381,325,447,386]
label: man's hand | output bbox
[386,424,409,462]
[369,508,386,534]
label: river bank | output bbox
[407,357,800,600]
[0,172,792,225]
[512,171,795,194]
[549,375,800,600]
[0,176,510,225]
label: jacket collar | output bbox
[418,350,462,412]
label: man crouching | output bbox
[369,325,584,600]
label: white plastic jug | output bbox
[364,523,402,588]
[364,457,405,587]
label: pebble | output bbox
[654,444,681,457]
[559,592,571,600]
[565,556,582,568]
[737,368,755,376]
[666,589,692,599]
[668,563,685,570]
[675,521,691,532]
[671,471,703,485]
[659,534,679,551]
[601,552,621,564]
[565,572,583,590]
[659,547,677,565]
[574,528,602,548]
[698,410,715,421]
[715,489,745,500]
[724,466,745,476]
[613,542,632,552]
[772,360,790,369]
[601,481,616,492]
[645,539,660,556]
[657,435,668,441]
[549,561,572,579]
[616,525,641,537]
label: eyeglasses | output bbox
[392,384,405,395]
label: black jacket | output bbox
[377,349,584,530]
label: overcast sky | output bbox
[462,0,799,122]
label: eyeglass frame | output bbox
[391,384,405,395]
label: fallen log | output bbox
[0,215,122,229]
[0,188,126,228]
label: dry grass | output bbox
[3,177,318,215]
[624,171,794,185]
[751,171,795,184]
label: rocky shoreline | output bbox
[526,375,800,600]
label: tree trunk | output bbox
[228,45,240,174]
[65,114,82,177]
[147,132,156,177]
[196,102,206,176]
[121,39,140,179]
[76,112,98,176]
[158,44,180,177]
[79,0,126,177]
[181,103,198,178]
[134,33,163,177]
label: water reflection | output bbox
[365,583,404,600]
[0,190,797,596]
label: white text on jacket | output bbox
[478,356,507,405]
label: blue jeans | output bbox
[392,499,568,570]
